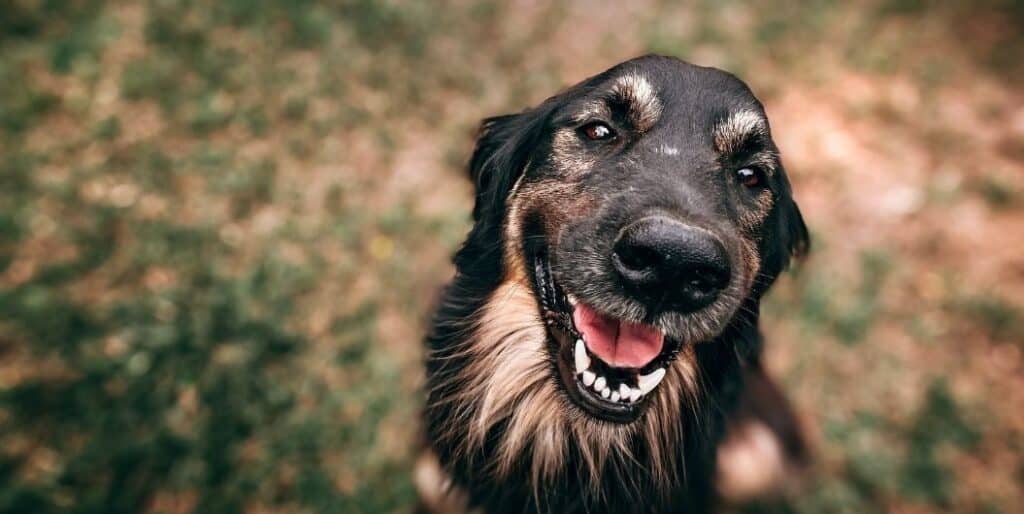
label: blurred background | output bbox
[1,1,1022,513]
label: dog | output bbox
[417,55,809,514]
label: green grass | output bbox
[767,247,892,345]
[974,174,1019,209]
[951,295,1024,344]
[1,1,1022,513]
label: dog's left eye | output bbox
[735,167,764,188]
[581,122,615,141]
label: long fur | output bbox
[421,55,809,514]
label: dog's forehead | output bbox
[589,59,769,150]
[620,59,761,112]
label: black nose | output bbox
[612,216,731,313]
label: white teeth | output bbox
[637,368,667,395]
[574,339,590,374]
[582,370,596,386]
[567,294,579,306]
[586,376,656,404]
[573,347,665,404]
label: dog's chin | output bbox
[530,250,686,424]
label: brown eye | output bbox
[736,167,763,188]
[581,122,615,141]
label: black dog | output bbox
[417,55,809,514]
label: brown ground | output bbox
[1,1,1022,512]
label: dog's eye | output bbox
[581,122,615,141]
[735,167,764,188]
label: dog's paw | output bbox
[716,418,794,502]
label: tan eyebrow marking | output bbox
[610,73,662,132]
[569,101,611,125]
[714,110,780,177]
[713,110,767,155]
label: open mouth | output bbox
[531,249,684,423]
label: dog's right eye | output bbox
[580,122,616,141]
[735,167,765,188]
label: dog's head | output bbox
[436,55,807,496]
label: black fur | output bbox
[422,55,808,514]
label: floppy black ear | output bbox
[453,105,554,275]
[467,110,551,222]
[755,169,809,297]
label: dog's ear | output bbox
[755,168,809,296]
[454,105,553,274]
[467,108,551,223]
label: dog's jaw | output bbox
[530,248,686,423]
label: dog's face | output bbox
[468,56,807,424]
[437,56,807,494]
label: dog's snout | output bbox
[612,216,730,313]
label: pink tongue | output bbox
[571,303,664,368]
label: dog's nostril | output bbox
[612,216,731,313]
[614,240,663,274]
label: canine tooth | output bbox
[601,387,611,399]
[619,383,632,399]
[637,368,666,395]
[567,294,578,306]
[629,388,643,402]
[574,339,590,373]
[611,391,620,402]
[594,376,606,391]
[582,370,596,386]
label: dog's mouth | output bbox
[531,249,683,423]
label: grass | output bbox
[974,174,1019,210]
[951,295,1024,345]
[1,1,1022,513]
[766,247,892,346]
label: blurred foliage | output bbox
[1,0,1022,513]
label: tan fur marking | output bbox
[550,129,599,176]
[502,174,530,283]
[738,190,775,232]
[713,110,767,156]
[465,282,547,449]
[642,344,700,489]
[611,73,662,132]
[736,237,762,295]
[503,164,594,281]
[569,101,612,125]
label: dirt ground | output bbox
[1,1,1022,513]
